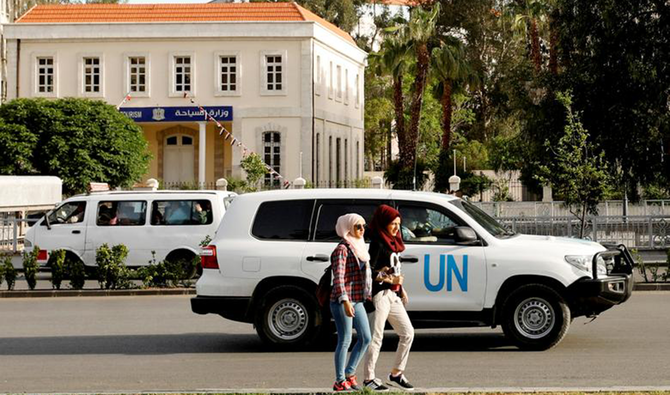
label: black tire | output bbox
[501,283,571,351]
[254,285,324,349]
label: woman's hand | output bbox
[401,289,409,306]
[343,300,355,317]
[390,274,404,285]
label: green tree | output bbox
[0,98,151,195]
[240,153,268,191]
[22,246,40,290]
[538,92,611,238]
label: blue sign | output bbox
[120,106,233,123]
[424,254,468,292]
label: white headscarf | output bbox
[335,213,370,263]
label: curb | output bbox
[0,288,195,298]
[1,283,669,299]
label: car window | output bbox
[449,199,511,238]
[96,201,146,226]
[252,200,314,241]
[397,203,463,245]
[43,202,86,225]
[314,200,387,242]
[150,200,213,225]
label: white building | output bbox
[3,2,367,187]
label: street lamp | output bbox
[449,149,461,192]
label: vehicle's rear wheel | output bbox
[254,285,324,349]
[501,283,571,351]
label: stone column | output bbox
[198,121,207,188]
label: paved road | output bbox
[1,292,669,393]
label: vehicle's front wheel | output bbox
[255,285,323,349]
[501,283,571,351]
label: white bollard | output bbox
[146,178,159,191]
[216,178,228,191]
[293,177,306,189]
[371,176,384,189]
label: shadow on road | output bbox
[0,331,517,356]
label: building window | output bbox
[328,61,333,99]
[220,55,237,92]
[37,57,54,93]
[336,138,342,187]
[344,69,349,105]
[344,139,348,182]
[263,132,281,186]
[174,56,192,93]
[336,65,342,101]
[315,55,321,96]
[356,141,360,179]
[260,51,286,95]
[329,136,333,187]
[129,57,146,93]
[83,57,100,93]
[316,133,321,185]
[355,73,360,108]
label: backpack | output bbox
[315,265,332,308]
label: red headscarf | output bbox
[369,204,405,253]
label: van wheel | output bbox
[165,250,198,279]
[501,283,571,351]
[255,285,322,349]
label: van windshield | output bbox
[449,199,514,238]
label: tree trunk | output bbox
[393,75,405,165]
[549,11,558,75]
[530,19,541,73]
[403,42,430,169]
[441,81,453,151]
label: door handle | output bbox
[72,230,81,234]
[306,254,329,262]
[400,255,418,263]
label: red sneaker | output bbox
[333,379,352,392]
[346,375,362,391]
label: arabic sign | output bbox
[120,106,233,122]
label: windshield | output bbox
[449,199,513,238]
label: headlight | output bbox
[565,254,608,276]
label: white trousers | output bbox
[363,289,415,380]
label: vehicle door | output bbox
[300,199,389,282]
[38,201,88,261]
[84,200,149,266]
[396,201,487,311]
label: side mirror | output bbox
[455,226,480,246]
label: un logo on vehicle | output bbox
[423,254,468,292]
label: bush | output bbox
[22,246,40,290]
[3,256,17,290]
[384,159,429,190]
[66,255,86,290]
[48,249,67,290]
[95,244,133,289]
[138,251,194,288]
[0,256,5,289]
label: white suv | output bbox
[192,189,633,350]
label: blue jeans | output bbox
[330,301,372,382]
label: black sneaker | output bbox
[364,378,390,392]
[388,373,414,390]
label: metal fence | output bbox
[496,215,670,250]
[475,200,670,217]
[0,217,38,254]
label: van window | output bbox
[397,203,462,244]
[43,202,86,225]
[314,200,385,241]
[151,200,213,225]
[96,201,147,226]
[252,200,313,241]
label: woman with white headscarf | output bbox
[329,213,372,392]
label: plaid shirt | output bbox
[330,242,369,303]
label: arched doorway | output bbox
[163,134,195,183]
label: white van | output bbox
[191,189,634,350]
[25,190,235,268]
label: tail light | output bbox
[201,245,218,269]
[37,250,48,262]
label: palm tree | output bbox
[512,0,548,73]
[431,37,479,152]
[369,33,411,163]
[402,3,440,169]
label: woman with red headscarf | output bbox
[363,204,415,391]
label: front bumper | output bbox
[191,296,253,323]
[569,244,634,316]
